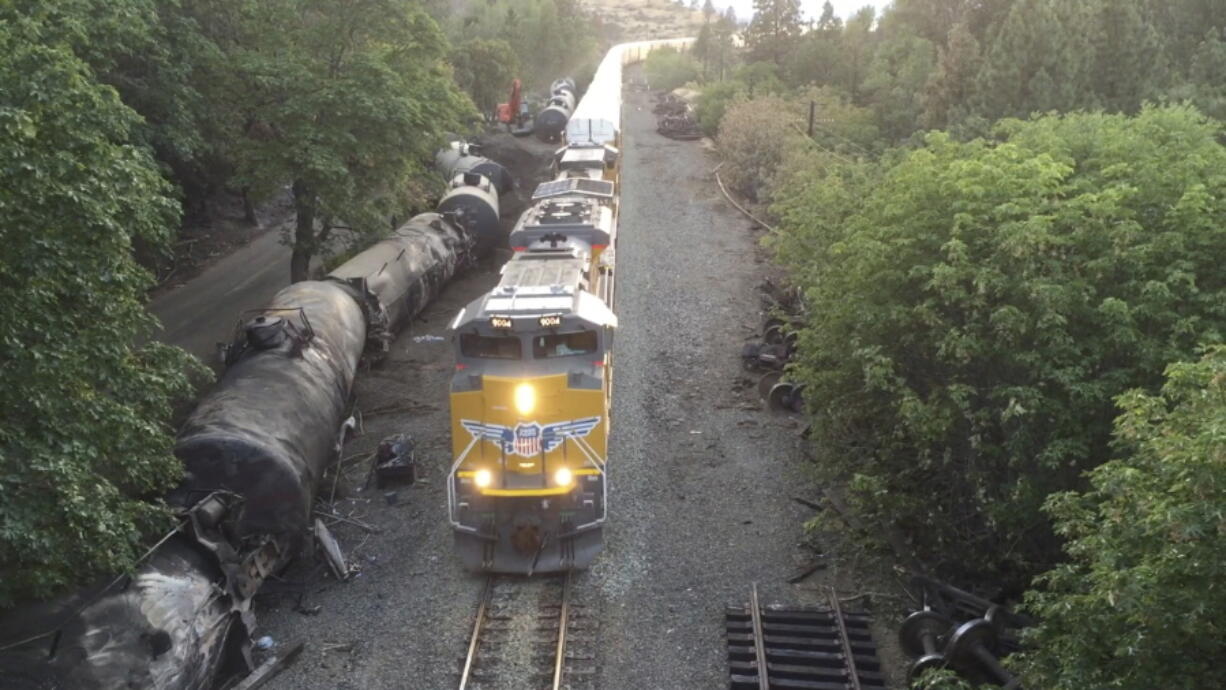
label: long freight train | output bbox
[447,38,694,574]
[0,155,508,689]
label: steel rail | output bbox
[459,576,495,690]
[828,586,863,690]
[552,571,573,690]
[749,583,770,690]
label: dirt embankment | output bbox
[580,0,708,42]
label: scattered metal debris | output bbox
[314,518,348,581]
[229,640,304,690]
[373,433,417,487]
[726,584,886,689]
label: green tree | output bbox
[1085,0,1168,112]
[11,0,223,219]
[695,80,745,135]
[838,6,879,102]
[228,0,476,282]
[862,30,936,142]
[744,0,803,66]
[0,11,204,605]
[784,2,842,88]
[1018,348,1226,689]
[921,21,981,130]
[451,0,598,91]
[644,47,700,91]
[709,7,739,81]
[770,106,1226,581]
[972,0,1094,118]
[450,38,520,113]
[1184,28,1226,119]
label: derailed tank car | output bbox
[0,170,509,687]
[533,77,577,142]
[173,279,367,546]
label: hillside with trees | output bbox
[691,0,1226,687]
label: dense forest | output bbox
[654,1,1225,687]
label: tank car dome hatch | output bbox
[245,315,287,350]
[551,77,576,96]
[438,173,502,250]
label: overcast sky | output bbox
[716,0,891,22]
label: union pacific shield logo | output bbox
[515,423,542,456]
[461,417,601,457]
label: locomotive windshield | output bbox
[460,333,522,359]
[532,331,598,358]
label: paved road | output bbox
[148,229,290,362]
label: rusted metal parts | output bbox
[743,313,807,414]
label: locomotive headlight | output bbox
[474,469,493,488]
[553,467,573,487]
[514,383,536,415]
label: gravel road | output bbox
[253,79,907,690]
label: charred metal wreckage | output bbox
[0,146,508,689]
[654,92,701,140]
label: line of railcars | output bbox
[0,154,509,689]
[446,38,694,575]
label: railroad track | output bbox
[459,572,595,690]
[727,584,886,689]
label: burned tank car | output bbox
[435,141,513,196]
[172,280,366,550]
[533,77,577,142]
[0,536,239,690]
[328,211,476,332]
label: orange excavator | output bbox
[496,79,534,136]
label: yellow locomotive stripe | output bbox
[456,468,601,479]
[481,486,576,497]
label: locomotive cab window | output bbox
[533,331,598,358]
[460,333,522,359]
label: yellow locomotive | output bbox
[447,38,694,574]
[448,179,616,573]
